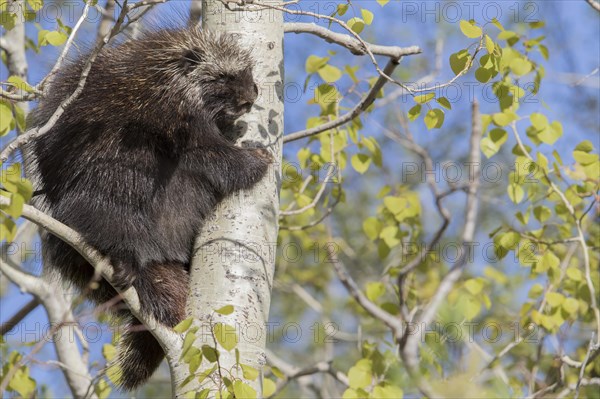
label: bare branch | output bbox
[283,58,401,143]
[284,22,421,58]
[400,100,482,398]
[0,298,39,336]
[331,258,402,334]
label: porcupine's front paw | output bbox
[241,141,273,164]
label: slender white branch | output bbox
[284,22,421,58]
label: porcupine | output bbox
[27,26,271,390]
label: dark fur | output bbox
[28,27,270,390]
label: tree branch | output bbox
[284,22,421,58]
[283,58,401,143]
[400,100,482,398]
[0,298,39,336]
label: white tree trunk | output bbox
[180,1,283,396]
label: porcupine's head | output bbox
[148,27,259,132]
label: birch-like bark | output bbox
[180,1,283,396]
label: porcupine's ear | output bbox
[180,48,203,73]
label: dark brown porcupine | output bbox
[27,26,271,390]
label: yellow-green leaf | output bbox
[351,153,371,174]
[215,305,234,315]
[361,9,374,25]
[347,359,372,389]
[45,30,68,46]
[213,323,238,351]
[263,378,276,397]
[347,18,365,34]
[408,104,421,121]
[318,64,342,83]
[459,20,482,38]
[240,364,259,381]
[424,108,444,129]
[233,380,257,399]
[414,93,435,104]
[305,55,329,73]
[174,317,193,333]
[365,282,385,302]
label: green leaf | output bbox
[539,44,549,60]
[347,359,372,389]
[45,30,68,46]
[7,367,36,398]
[213,323,238,351]
[317,64,342,83]
[408,104,422,121]
[562,297,579,315]
[436,97,452,110]
[215,305,234,315]
[372,384,404,399]
[449,49,470,75]
[573,150,599,166]
[414,93,435,104]
[566,267,582,282]
[94,379,112,399]
[233,380,257,399]
[7,76,35,93]
[464,279,484,295]
[263,378,277,397]
[26,0,43,11]
[509,58,532,76]
[546,292,564,307]
[507,184,524,203]
[498,30,518,41]
[363,217,382,241]
[475,67,493,83]
[240,364,259,381]
[201,345,219,363]
[351,153,371,174]
[530,113,548,130]
[181,331,196,357]
[492,111,517,127]
[361,9,374,25]
[528,283,544,298]
[537,121,562,145]
[574,140,594,153]
[365,282,385,302]
[0,101,14,135]
[533,206,551,223]
[424,109,445,129]
[499,231,521,249]
[379,226,400,248]
[305,55,329,73]
[174,317,193,333]
[337,4,349,16]
[347,18,365,34]
[540,251,560,272]
[485,35,495,53]
[459,20,482,38]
